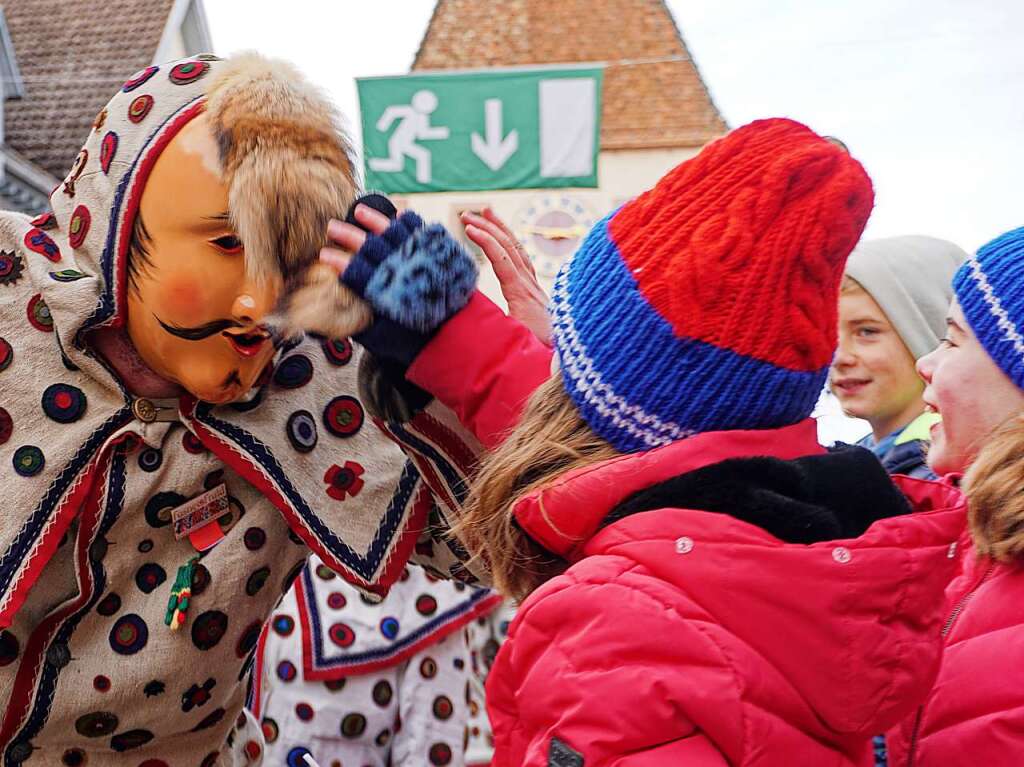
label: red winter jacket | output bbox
[886,531,1024,766]
[408,294,968,767]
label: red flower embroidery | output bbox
[323,461,365,501]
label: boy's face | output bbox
[125,114,282,404]
[830,287,924,433]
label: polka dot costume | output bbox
[254,558,499,767]
[0,52,491,766]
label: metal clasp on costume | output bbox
[132,397,179,423]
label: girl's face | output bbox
[917,299,1024,475]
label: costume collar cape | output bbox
[0,55,430,628]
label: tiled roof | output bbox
[412,0,726,150]
[2,0,174,179]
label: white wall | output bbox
[394,146,699,306]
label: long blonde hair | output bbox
[962,414,1024,562]
[452,376,620,600]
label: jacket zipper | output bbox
[905,561,995,767]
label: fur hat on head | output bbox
[204,53,372,338]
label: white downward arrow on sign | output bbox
[471,98,518,171]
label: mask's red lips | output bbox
[223,328,271,358]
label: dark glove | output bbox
[340,199,478,369]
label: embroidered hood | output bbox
[512,421,966,742]
[0,54,430,627]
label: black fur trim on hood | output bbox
[604,445,912,544]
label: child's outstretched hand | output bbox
[319,203,478,367]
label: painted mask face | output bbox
[125,113,282,404]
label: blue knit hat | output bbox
[953,226,1024,390]
[550,118,875,453]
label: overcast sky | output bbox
[206,0,1024,253]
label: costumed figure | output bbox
[0,53,484,766]
[252,558,498,767]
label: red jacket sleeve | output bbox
[407,291,554,451]
[485,570,733,767]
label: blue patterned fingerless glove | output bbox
[341,210,478,366]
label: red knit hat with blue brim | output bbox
[551,118,875,453]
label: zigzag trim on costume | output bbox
[964,256,1024,357]
[295,563,501,679]
[185,401,425,592]
[3,452,127,757]
[0,408,131,627]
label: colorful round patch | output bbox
[137,539,153,554]
[243,526,266,551]
[321,337,353,366]
[286,747,312,767]
[272,615,294,637]
[295,703,314,722]
[122,65,158,92]
[169,60,210,85]
[416,595,438,616]
[285,410,318,453]
[380,617,400,640]
[41,383,87,423]
[375,729,392,747]
[12,445,44,477]
[315,564,337,581]
[0,408,12,446]
[75,710,119,738]
[372,680,393,707]
[109,614,148,655]
[192,610,228,651]
[432,695,454,720]
[328,622,355,648]
[100,131,119,174]
[340,713,367,738]
[273,354,313,389]
[24,228,61,262]
[324,678,346,692]
[191,707,226,732]
[182,431,206,454]
[429,743,453,765]
[276,660,297,682]
[68,205,91,249]
[323,395,364,438]
[110,728,153,752]
[236,620,262,658]
[261,717,279,744]
[190,563,211,596]
[0,250,24,285]
[134,562,166,594]
[27,294,53,332]
[31,212,56,230]
[246,566,270,596]
[61,748,85,766]
[326,592,347,610]
[49,269,87,282]
[138,447,162,472]
[420,657,438,679]
[93,675,111,692]
[96,592,121,616]
[0,630,19,666]
[144,491,184,528]
[128,94,154,123]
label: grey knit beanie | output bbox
[844,236,968,359]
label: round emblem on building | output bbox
[515,195,598,281]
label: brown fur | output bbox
[205,52,371,338]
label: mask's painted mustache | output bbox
[156,316,242,341]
